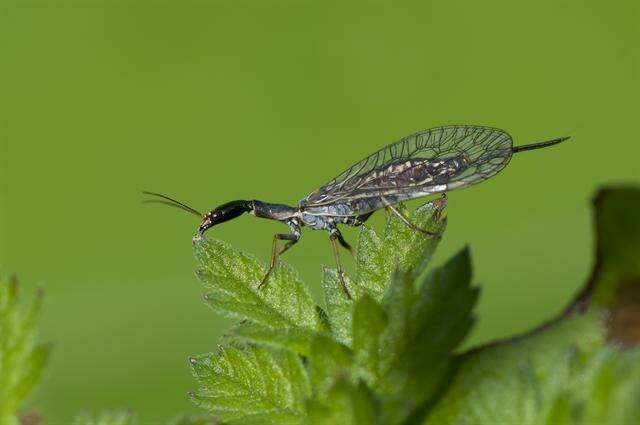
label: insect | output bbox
[144,125,569,298]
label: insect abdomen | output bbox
[359,155,469,189]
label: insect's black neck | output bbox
[251,200,298,221]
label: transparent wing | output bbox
[300,125,513,208]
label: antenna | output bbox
[142,191,202,217]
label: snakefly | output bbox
[144,125,569,298]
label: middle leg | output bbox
[329,228,353,299]
[338,211,374,257]
[259,233,299,288]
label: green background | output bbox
[1,0,638,423]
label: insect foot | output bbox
[258,269,273,290]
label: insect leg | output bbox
[385,202,441,238]
[339,212,373,257]
[259,233,300,289]
[336,232,354,256]
[329,229,352,299]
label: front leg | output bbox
[259,220,301,289]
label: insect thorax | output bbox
[299,212,334,230]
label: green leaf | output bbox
[72,410,137,425]
[0,276,50,425]
[186,189,640,425]
[321,268,359,346]
[305,380,381,425]
[194,237,321,354]
[189,344,310,425]
[356,199,447,300]
[542,347,640,425]
[322,200,447,347]
[575,348,640,424]
[375,247,478,423]
[424,187,640,424]
[352,295,388,387]
[307,335,352,399]
[231,322,318,357]
[424,311,604,424]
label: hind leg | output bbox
[384,200,441,238]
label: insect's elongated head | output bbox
[199,200,252,235]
